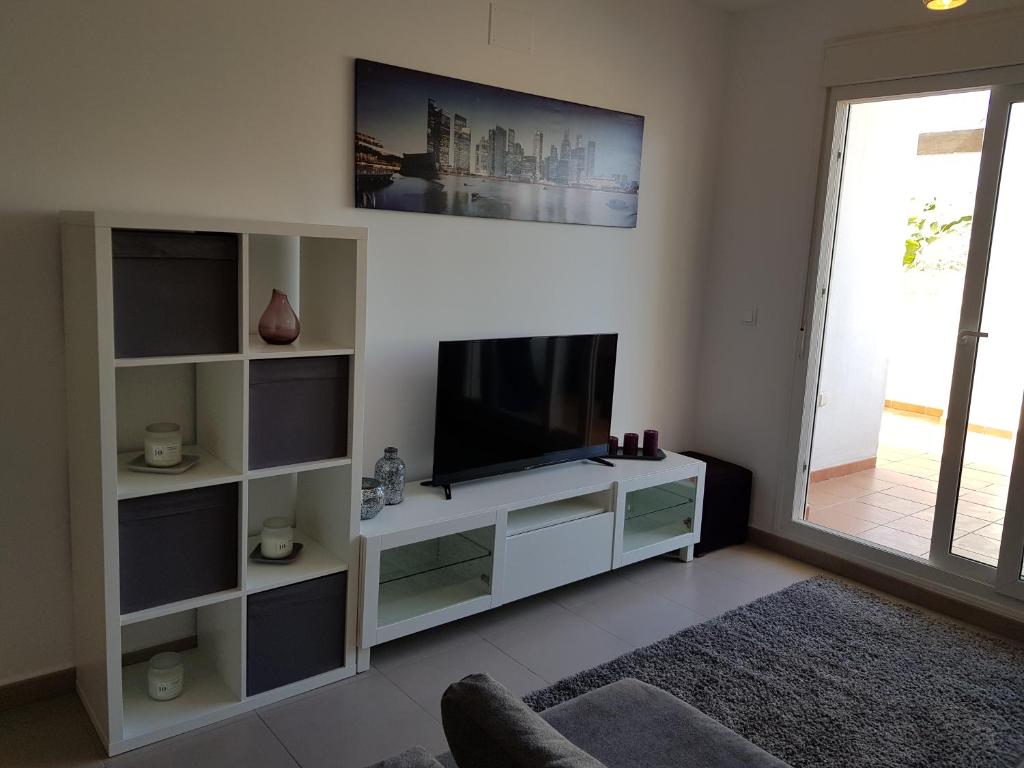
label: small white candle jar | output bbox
[261,517,294,559]
[147,651,184,701]
[144,422,182,467]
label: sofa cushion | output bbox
[441,673,607,768]
[365,746,445,768]
[540,678,791,768]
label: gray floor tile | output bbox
[476,602,632,683]
[259,670,447,768]
[464,593,562,637]
[0,693,106,768]
[380,637,546,721]
[108,713,296,768]
[370,621,481,675]
[642,565,781,617]
[699,544,821,589]
[617,553,696,584]
[568,588,706,648]
[546,569,648,610]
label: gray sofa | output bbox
[368,673,790,768]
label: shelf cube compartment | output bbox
[112,229,240,359]
[246,467,352,594]
[248,356,350,469]
[119,483,240,614]
[377,526,495,629]
[622,478,697,553]
[115,360,245,497]
[246,572,347,695]
[248,234,358,355]
[120,600,243,741]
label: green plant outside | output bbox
[904,198,973,270]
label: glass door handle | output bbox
[959,330,990,343]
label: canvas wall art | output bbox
[354,59,644,227]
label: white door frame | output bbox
[775,64,1024,612]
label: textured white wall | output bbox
[0,0,727,684]
[808,100,910,472]
[694,0,1024,528]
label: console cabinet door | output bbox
[360,511,503,647]
[613,462,705,568]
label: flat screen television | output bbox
[430,333,617,487]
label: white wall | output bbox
[0,0,727,684]
[809,99,910,472]
[694,0,1024,527]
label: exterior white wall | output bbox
[809,100,910,472]
[885,152,980,415]
[694,0,1024,528]
[0,0,728,684]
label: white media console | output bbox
[358,451,705,651]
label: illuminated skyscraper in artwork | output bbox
[426,98,451,170]
[453,113,471,174]
[532,130,544,179]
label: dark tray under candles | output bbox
[605,448,666,461]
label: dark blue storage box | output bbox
[119,483,239,614]
[112,229,239,359]
[246,572,347,695]
[248,356,349,469]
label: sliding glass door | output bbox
[933,85,1024,596]
[793,70,1024,601]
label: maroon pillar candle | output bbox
[623,432,639,456]
[643,429,660,456]
[608,436,619,456]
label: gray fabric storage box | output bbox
[246,572,347,695]
[112,229,239,359]
[248,357,349,469]
[118,483,239,614]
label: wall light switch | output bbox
[741,307,758,326]
[489,4,534,53]
[817,392,828,408]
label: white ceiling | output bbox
[697,0,786,11]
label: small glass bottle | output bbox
[374,447,406,505]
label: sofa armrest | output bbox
[541,678,791,768]
[441,673,606,768]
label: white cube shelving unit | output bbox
[60,211,366,755]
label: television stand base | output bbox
[419,480,453,500]
[587,456,615,467]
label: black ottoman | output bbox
[682,451,752,557]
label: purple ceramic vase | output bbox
[258,289,300,345]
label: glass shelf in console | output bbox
[623,479,697,553]
[377,527,494,628]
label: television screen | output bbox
[431,334,617,486]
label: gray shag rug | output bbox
[523,576,1024,768]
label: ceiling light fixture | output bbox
[923,0,967,10]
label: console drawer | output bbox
[503,511,613,603]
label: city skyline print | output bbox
[355,59,644,228]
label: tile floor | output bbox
[0,544,822,768]
[806,411,1011,565]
